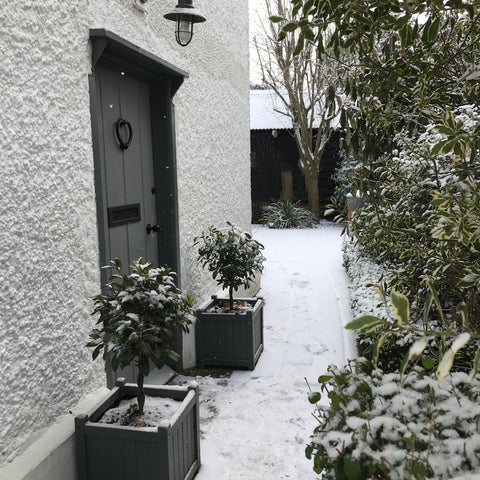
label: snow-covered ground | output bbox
[173,223,357,479]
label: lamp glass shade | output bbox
[176,16,194,46]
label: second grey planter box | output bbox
[75,378,200,480]
[196,296,264,370]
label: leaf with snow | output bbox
[408,337,430,358]
[390,291,409,326]
[308,391,321,404]
[465,70,480,81]
[437,332,471,382]
[345,315,384,332]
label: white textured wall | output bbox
[0,0,104,467]
[0,0,250,467]
[174,1,252,302]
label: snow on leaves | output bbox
[307,360,480,480]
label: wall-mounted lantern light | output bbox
[164,0,206,47]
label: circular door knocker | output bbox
[115,118,133,150]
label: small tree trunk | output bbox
[305,171,320,218]
[136,370,145,414]
[229,286,234,311]
[280,170,294,200]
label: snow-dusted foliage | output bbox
[260,200,316,229]
[194,223,265,310]
[328,155,362,219]
[342,239,390,320]
[342,237,419,372]
[347,105,480,333]
[318,109,480,477]
[88,258,194,413]
[340,105,480,371]
[307,360,480,480]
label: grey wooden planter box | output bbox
[75,378,200,480]
[196,296,264,370]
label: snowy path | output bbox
[176,223,356,479]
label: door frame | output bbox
[89,29,187,283]
[88,29,188,374]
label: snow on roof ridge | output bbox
[250,89,292,130]
[250,88,339,131]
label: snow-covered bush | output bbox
[307,360,480,480]
[260,200,316,229]
[88,258,195,413]
[327,155,362,221]
[343,239,390,320]
[342,239,410,372]
[347,106,480,334]
[194,223,265,310]
[343,237,480,376]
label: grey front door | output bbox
[95,65,159,272]
[90,30,187,384]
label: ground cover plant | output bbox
[87,258,195,414]
[260,200,316,228]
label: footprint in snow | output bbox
[305,342,329,355]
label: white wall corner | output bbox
[0,387,109,480]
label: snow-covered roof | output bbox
[250,88,340,131]
[250,89,293,130]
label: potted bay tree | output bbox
[194,223,266,370]
[75,258,200,480]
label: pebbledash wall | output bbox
[0,0,251,477]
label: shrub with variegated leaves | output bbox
[346,284,480,383]
[345,106,480,333]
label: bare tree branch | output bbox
[253,0,345,216]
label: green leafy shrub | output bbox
[346,106,480,331]
[307,360,480,480]
[326,155,362,223]
[194,223,265,310]
[260,200,316,228]
[341,240,408,373]
[346,284,480,382]
[88,258,195,413]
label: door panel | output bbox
[95,66,158,272]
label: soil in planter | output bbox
[98,396,181,429]
[207,299,255,314]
